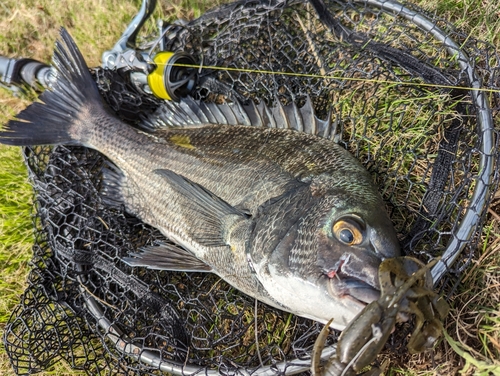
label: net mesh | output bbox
[3,0,500,374]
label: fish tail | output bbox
[0,28,104,146]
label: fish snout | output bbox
[368,221,401,259]
[339,250,382,289]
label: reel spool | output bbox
[147,52,197,101]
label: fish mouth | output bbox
[327,275,380,306]
[323,253,382,306]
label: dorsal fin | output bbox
[300,97,314,135]
[141,96,337,141]
[256,100,276,128]
[271,101,287,129]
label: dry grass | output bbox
[400,2,500,374]
[0,0,499,375]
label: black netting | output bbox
[3,0,500,374]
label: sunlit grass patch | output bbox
[0,145,33,375]
[449,220,500,369]
[0,145,33,313]
[331,77,476,260]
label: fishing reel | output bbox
[147,51,197,101]
[100,0,197,102]
[102,48,198,102]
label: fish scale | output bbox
[0,28,401,330]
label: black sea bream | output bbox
[0,29,400,330]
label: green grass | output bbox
[0,0,499,375]
[0,145,33,314]
[0,146,33,374]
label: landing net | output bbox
[4,0,499,374]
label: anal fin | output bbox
[100,161,127,209]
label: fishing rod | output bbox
[2,55,499,100]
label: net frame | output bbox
[358,0,496,283]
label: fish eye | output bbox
[332,217,364,246]
[339,228,354,244]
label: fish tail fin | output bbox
[0,28,103,146]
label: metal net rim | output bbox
[68,1,497,375]
[359,0,496,284]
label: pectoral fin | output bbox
[155,169,250,248]
[123,242,212,272]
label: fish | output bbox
[0,28,401,330]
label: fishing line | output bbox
[158,62,500,94]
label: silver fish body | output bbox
[0,29,400,330]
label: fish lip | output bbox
[322,253,381,305]
[326,275,380,306]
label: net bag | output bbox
[3,0,500,374]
